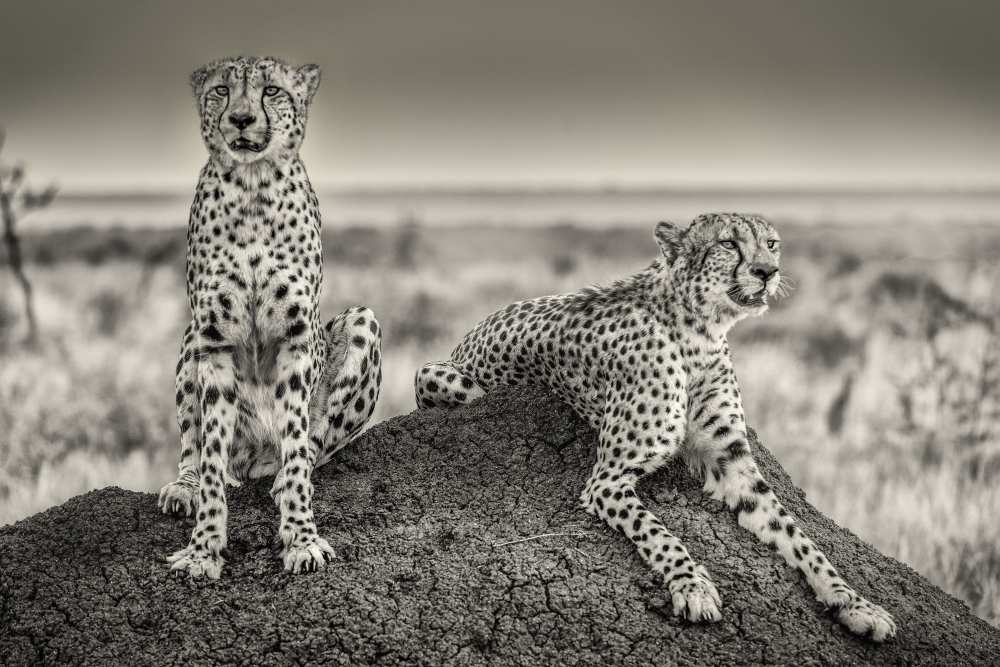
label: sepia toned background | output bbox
[1,0,998,626]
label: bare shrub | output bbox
[0,129,56,346]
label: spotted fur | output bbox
[158,56,382,579]
[416,213,896,641]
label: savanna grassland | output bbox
[1,220,998,627]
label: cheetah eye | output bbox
[263,86,281,97]
[213,85,229,96]
[767,240,780,250]
[719,240,737,250]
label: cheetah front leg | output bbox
[272,343,336,573]
[581,388,723,622]
[269,306,383,501]
[687,391,897,641]
[165,347,238,580]
[158,320,201,516]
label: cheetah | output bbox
[157,56,382,579]
[416,213,896,641]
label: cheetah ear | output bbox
[296,64,321,105]
[654,221,683,263]
[189,66,209,97]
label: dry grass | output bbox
[1,220,998,627]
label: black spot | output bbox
[725,440,748,459]
[735,497,757,515]
[202,324,224,342]
[203,386,220,406]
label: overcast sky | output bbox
[1,0,998,190]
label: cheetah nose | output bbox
[229,113,256,131]
[750,263,778,282]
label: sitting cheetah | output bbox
[157,56,382,579]
[416,213,896,641]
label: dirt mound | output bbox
[2,387,998,665]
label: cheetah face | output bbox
[189,56,321,168]
[656,213,783,325]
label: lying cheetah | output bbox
[416,213,896,641]
[157,56,382,579]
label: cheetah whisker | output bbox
[774,274,797,299]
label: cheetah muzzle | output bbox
[416,212,896,643]
[158,55,383,580]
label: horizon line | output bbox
[51,181,1000,200]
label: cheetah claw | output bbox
[670,565,723,622]
[158,481,199,517]
[166,544,225,580]
[282,536,337,574]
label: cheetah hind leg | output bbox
[414,361,484,409]
[307,306,384,470]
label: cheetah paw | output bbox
[833,596,896,642]
[158,481,199,517]
[669,565,723,622]
[166,544,225,580]
[817,586,896,642]
[282,536,337,574]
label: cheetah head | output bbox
[189,56,321,169]
[654,213,784,328]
